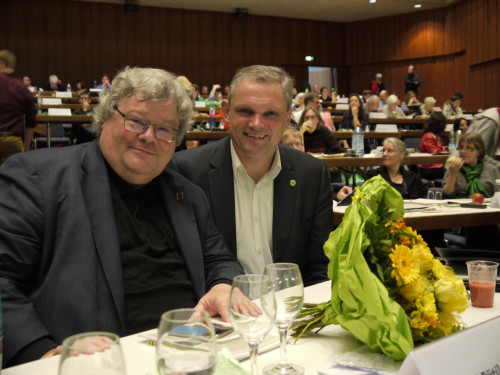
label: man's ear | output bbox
[221,99,230,122]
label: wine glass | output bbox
[58,332,126,375]
[263,263,304,375]
[156,308,217,375]
[229,274,277,375]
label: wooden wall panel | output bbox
[0,0,343,94]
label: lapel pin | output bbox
[176,192,184,200]
[290,180,296,187]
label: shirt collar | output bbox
[230,140,282,182]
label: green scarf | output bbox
[461,162,486,197]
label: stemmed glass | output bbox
[229,274,277,375]
[156,308,217,375]
[58,332,126,375]
[263,263,304,375]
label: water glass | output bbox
[263,263,304,375]
[229,274,276,375]
[58,332,126,375]
[156,308,217,375]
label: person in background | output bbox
[319,86,331,102]
[413,96,436,119]
[0,50,37,164]
[176,76,195,104]
[404,64,421,95]
[293,92,333,131]
[379,90,388,110]
[366,137,427,199]
[466,108,500,158]
[170,65,333,286]
[75,80,87,94]
[0,66,244,367]
[71,90,96,144]
[370,73,385,95]
[94,74,111,90]
[192,84,205,102]
[362,89,372,103]
[454,117,469,134]
[382,94,406,119]
[402,90,420,108]
[364,94,381,113]
[23,76,37,92]
[281,126,304,152]
[418,112,448,180]
[298,106,342,154]
[443,132,496,198]
[292,87,298,99]
[292,92,305,113]
[200,85,209,95]
[340,93,369,149]
[312,84,320,94]
[223,85,230,96]
[42,74,65,91]
[443,95,463,119]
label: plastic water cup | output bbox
[467,261,499,308]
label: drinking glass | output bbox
[263,263,304,375]
[156,308,217,375]
[58,332,126,375]
[229,274,277,375]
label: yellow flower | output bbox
[390,244,420,286]
[416,291,438,329]
[400,274,428,302]
[412,244,434,273]
[405,226,428,247]
[432,259,447,279]
[390,219,406,233]
[434,276,469,314]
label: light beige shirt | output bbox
[230,141,282,275]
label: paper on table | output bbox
[318,366,381,375]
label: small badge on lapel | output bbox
[290,180,296,187]
[176,192,184,200]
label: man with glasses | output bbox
[71,90,96,143]
[170,65,332,287]
[0,67,243,367]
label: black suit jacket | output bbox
[0,141,243,364]
[170,138,333,286]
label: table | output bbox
[4,281,500,375]
[318,153,448,168]
[36,115,92,147]
[333,200,500,230]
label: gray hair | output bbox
[294,92,305,106]
[49,74,59,84]
[384,137,408,163]
[375,73,382,79]
[367,95,380,105]
[386,94,399,106]
[424,96,436,105]
[92,66,194,146]
[228,65,294,109]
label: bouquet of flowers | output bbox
[292,176,468,360]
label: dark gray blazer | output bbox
[0,141,243,364]
[170,137,333,286]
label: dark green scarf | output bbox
[461,162,486,197]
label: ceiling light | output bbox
[305,56,314,62]
[414,4,422,8]
[369,0,376,3]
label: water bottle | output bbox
[448,128,456,152]
[67,83,71,92]
[456,129,462,147]
[352,124,364,157]
[208,101,216,130]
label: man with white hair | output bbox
[370,73,385,95]
[414,97,436,119]
[42,74,65,91]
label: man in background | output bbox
[0,50,37,164]
[404,64,421,95]
[171,65,333,286]
[370,73,385,95]
[23,75,37,92]
[42,74,65,91]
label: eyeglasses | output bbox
[458,146,477,152]
[304,116,317,121]
[115,107,179,143]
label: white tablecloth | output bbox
[4,281,500,375]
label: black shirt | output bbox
[108,166,197,335]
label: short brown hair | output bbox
[458,132,486,160]
[0,49,16,69]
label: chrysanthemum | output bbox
[400,274,428,302]
[389,244,420,286]
[434,276,469,314]
[412,244,434,273]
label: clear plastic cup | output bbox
[466,261,499,308]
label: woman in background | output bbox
[418,113,448,180]
[443,95,463,119]
[298,106,342,154]
[366,137,427,199]
[382,95,406,119]
[319,86,331,102]
[340,93,369,149]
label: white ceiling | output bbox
[78,0,462,23]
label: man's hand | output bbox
[41,345,62,359]
[194,283,232,322]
